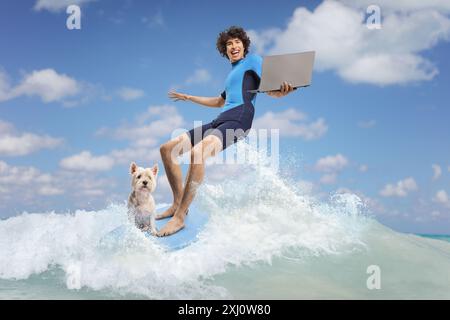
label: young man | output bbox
[157,26,294,236]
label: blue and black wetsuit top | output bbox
[216,54,263,121]
[187,54,263,148]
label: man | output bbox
[157,26,294,236]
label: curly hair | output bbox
[216,26,251,59]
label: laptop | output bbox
[248,51,315,93]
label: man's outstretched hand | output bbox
[168,90,190,102]
[266,81,295,98]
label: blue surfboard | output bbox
[101,204,209,251]
[152,204,209,250]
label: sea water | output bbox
[1,146,449,299]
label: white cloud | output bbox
[142,10,165,28]
[110,147,160,166]
[38,185,64,196]
[340,0,450,13]
[315,154,349,173]
[253,108,327,140]
[249,0,450,85]
[59,170,116,199]
[339,54,438,85]
[117,87,145,101]
[359,164,368,172]
[0,119,14,134]
[60,151,114,172]
[380,177,418,197]
[0,161,42,186]
[432,164,442,180]
[34,0,97,12]
[433,190,450,208]
[357,120,376,128]
[94,105,185,167]
[0,160,122,213]
[314,153,349,185]
[0,134,63,157]
[320,173,337,184]
[431,210,441,218]
[80,189,105,196]
[185,69,212,86]
[97,105,185,148]
[0,68,80,103]
[247,28,281,55]
[0,119,63,156]
[0,161,63,198]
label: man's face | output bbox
[226,37,245,63]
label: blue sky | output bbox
[0,0,449,234]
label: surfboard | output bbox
[101,204,209,251]
[152,204,209,250]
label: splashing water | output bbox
[0,144,449,299]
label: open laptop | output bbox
[248,51,315,93]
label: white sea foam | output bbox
[1,144,449,299]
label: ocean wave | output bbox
[1,144,449,299]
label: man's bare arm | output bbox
[168,91,225,108]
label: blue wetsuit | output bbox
[188,54,262,149]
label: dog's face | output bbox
[130,162,158,193]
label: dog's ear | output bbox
[130,162,138,175]
[151,164,158,177]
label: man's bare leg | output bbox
[158,135,222,236]
[156,133,192,220]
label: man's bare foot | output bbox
[157,215,185,237]
[156,203,178,220]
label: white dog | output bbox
[127,162,158,235]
